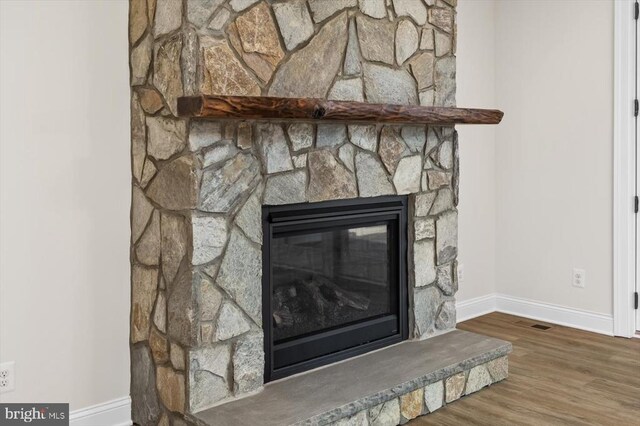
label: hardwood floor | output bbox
[411,312,640,425]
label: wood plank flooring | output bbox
[411,312,640,425]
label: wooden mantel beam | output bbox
[177,95,504,126]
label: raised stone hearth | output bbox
[129,1,508,425]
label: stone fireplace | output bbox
[129,1,509,425]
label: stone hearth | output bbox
[128,1,507,425]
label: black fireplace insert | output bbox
[262,196,409,381]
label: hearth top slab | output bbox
[190,329,511,426]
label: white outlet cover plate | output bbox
[0,361,15,393]
[572,268,586,288]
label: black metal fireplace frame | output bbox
[262,195,409,382]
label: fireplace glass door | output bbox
[263,196,408,381]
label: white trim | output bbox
[69,396,131,426]
[613,0,637,338]
[456,293,614,336]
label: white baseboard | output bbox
[456,293,614,336]
[70,396,131,426]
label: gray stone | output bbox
[208,7,231,31]
[356,16,395,65]
[486,356,508,382]
[308,151,358,202]
[414,239,436,287]
[445,372,465,403]
[431,188,453,215]
[257,124,294,174]
[132,265,158,343]
[396,20,419,65]
[153,34,183,115]
[339,144,356,172]
[392,0,427,25]
[420,28,434,50]
[344,19,362,76]
[369,398,400,426]
[229,0,259,11]
[308,0,357,22]
[429,7,454,33]
[288,123,314,151]
[170,342,186,370]
[270,13,348,98]
[216,302,251,341]
[182,26,199,96]
[410,52,434,91]
[132,186,154,243]
[393,155,422,194]
[348,125,377,152]
[273,0,315,51]
[379,127,407,174]
[198,275,223,321]
[419,89,435,106]
[161,213,188,284]
[414,217,435,241]
[435,300,456,330]
[355,151,395,198]
[146,155,199,211]
[153,290,167,333]
[189,122,223,151]
[359,0,387,18]
[264,170,308,205]
[413,287,440,337]
[423,381,444,413]
[401,126,426,153]
[434,56,456,107]
[146,117,187,160]
[438,139,453,169]
[363,63,418,105]
[436,264,455,296]
[435,32,451,57]
[237,123,252,150]
[436,210,457,264]
[187,0,224,28]
[131,346,161,425]
[167,270,196,346]
[415,192,436,217]
[131,34,152,86]
[235,185,263,244]
[131,93,146,183]
[217,228,262,324]
[192,215,228,265]
[292,153,308,168]
[189,345,232,411]
[233,332,264,394]
[317,124,348,148]
[333,411,368,426]
[329,79,364,102]
[203,141,239,167]
[154,0,182,36]
[136,211,160,266]
[425,127,440,155]
[465,364,492,395]
[199,153,260,213]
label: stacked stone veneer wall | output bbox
[129,0,458,424]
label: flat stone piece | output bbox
[132,186,154,243]
[136,210,160,266]
[436,210,457,264]
[273,0,315,51]
[434,56,456,107]
[436,299,456,330]
[201,39,261,96]
[333,411,368,426]
[317,124,348,148]
[256,123,293,173]
[269,13,348,98]
[355,151,394,197]
[199,153,260,213]
[356,16,395,65]
[359,0,386,19]
[189,345,232,411]
[423,380,444,412]
[217,228,262,324]
[288,123,314,151]
[131,94,146,183]
[131,34,153,86]
[369,398,400,426]
[235,184,263,244]
[400,388,423,420]
[396,20,419,65]
[486,356,508,382]
[194,331,512,426]
[419,89,435,106]
[146,155,199,211]
[237,122,252,150]
[308,151,357,202]
[198,275,223,322]
[410,52,434,91]
[132,265,158,342]
[149,327,169,364]
[445,372,465,403]
[146,117,186,160]
[414,239,436,287]
[344,19,362,76]
[438,139,454,169]
[235,2,284,65]
[167,271,196,346]
[420,28,434,50]
[171,342,186,370]
[187,0,224,27]
[153,34,183,115]
[392,0,427,25]
[435,32,452,57]
[209,7,231,30]
[429,7,454,33]
[415,192,436,217]
[154,0,182,36]
[413,286,440,337]
[329,79,364,102]
[137,87,164,114]
[348,125,377,153]
[130,0,148,45]
[189,121,223,151]
[203,141,239,167]
[153,290,167,332]
[308,0,357,22]
[229,0,259,11]
[435,264,455,296]
[339,143,356,172]
[233,331,264,394]
[216,302,251,341]
[156,366,185,413]
[192,215,227,265]
[160,213,188,285]
[393,155,422,194]
[131,346,160,425]
[293,153,308,168]
[414,217,435,241]
[465,364,492,395]
[379,127,407,175]
[264,170,308,205]
[401,126,426,153]
[427,170,451,190]
[431,188,453,215]
[363,63,418,105]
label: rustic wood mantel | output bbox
[177,95,504,125]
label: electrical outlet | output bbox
[0,361,15,393]
[572,268,586,288]
[457,263,465,283]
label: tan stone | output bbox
[486,356,508,382]
[356,15,395,65]
[136,210,161,266]
[140,159,157,188]
[237,122,252,150]
[147,0,157,23]
[308,151,357,202]
[410,52,434,91]
[445,372,465,403]
[227,23,273,83]
[158,414,169,426]
[131,34,153,86]
[146,116,187,161]
[131,265,158,343]
[235,2,284,77]
[153,290,167,332]
[132,186,154,243]
[379,127,407,175]
[153,34,183,116]
[137,87,164,114]
[131,93,146,183]
[149,327,169,363]
[154,0,182,37]
[146,155,199,211]
[161,213,189,285]
[400,388,424,420]
[427,170,451,190]
[200,39,261,96]
[429,8,454,33]
[156,366,186,413]
[130,0,148,45]
[171,342,186,370]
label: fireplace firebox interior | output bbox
[262,196,409,381]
